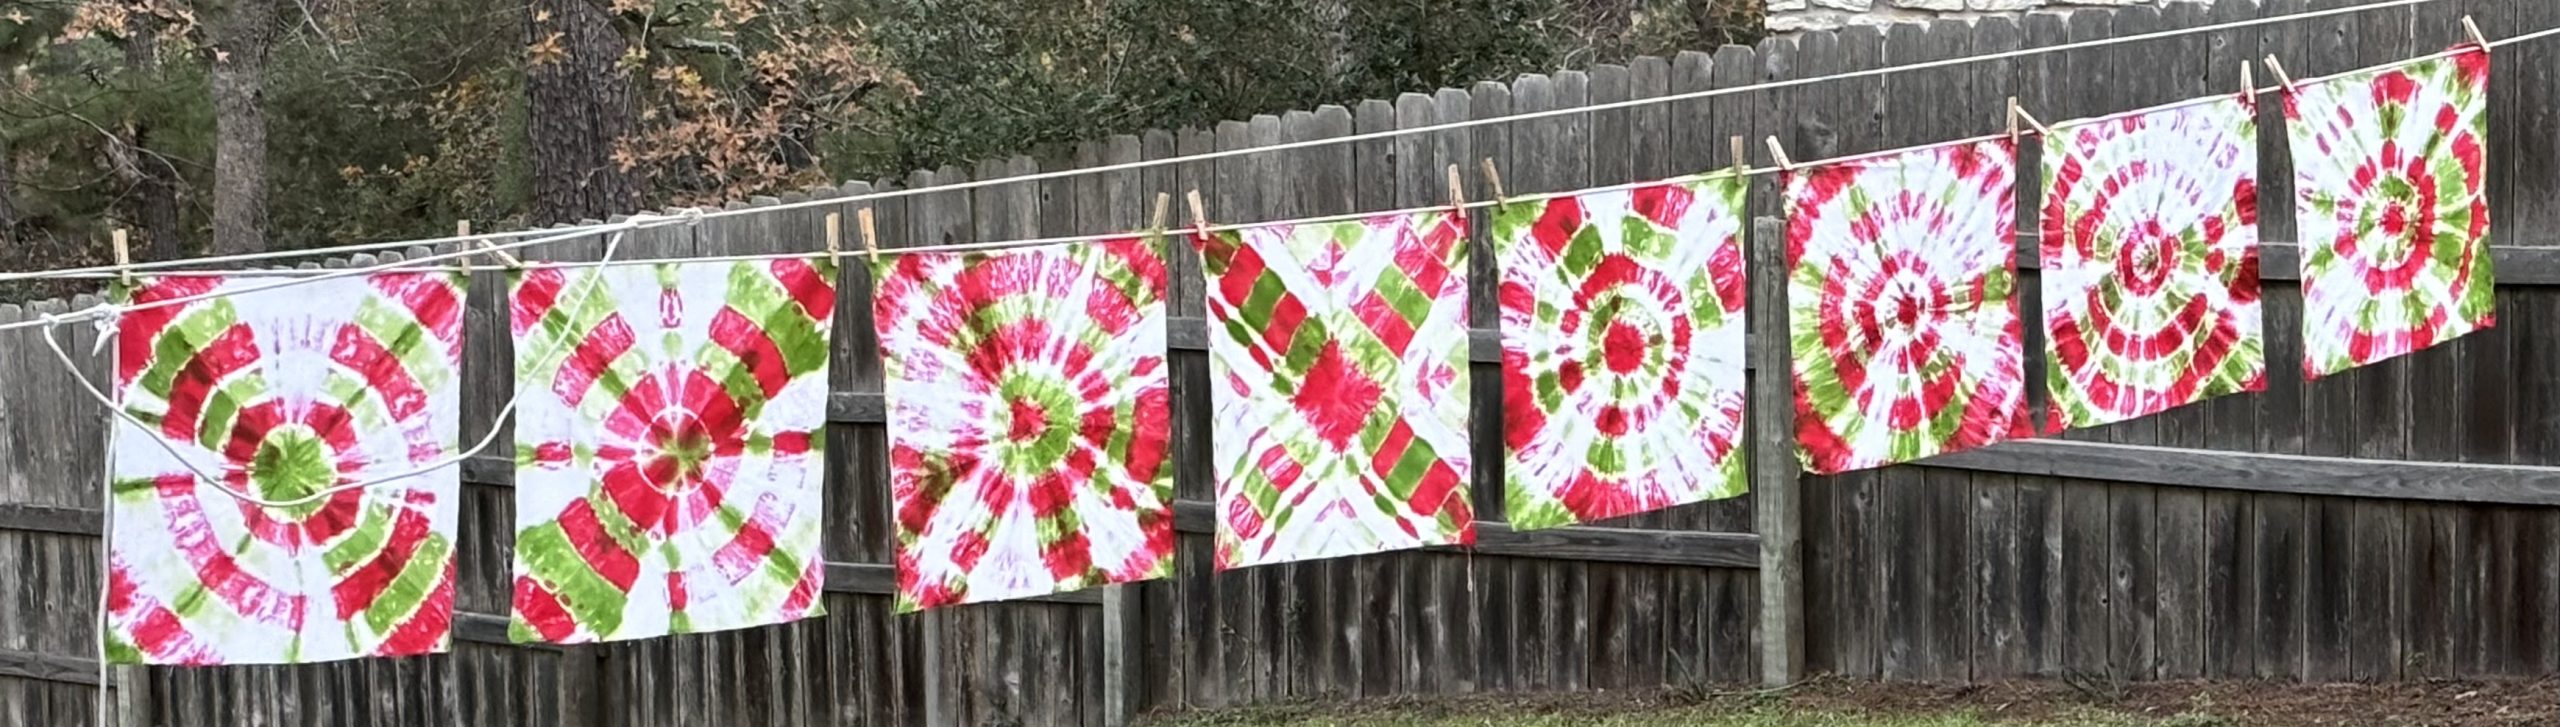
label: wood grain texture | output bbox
[0,505,98,536]
[1921,439,2560,506]
[0,648,98,686]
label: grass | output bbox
[1138,677,2560,727]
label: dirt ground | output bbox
[1148,677,2560,726]
[1771,677,2559,726]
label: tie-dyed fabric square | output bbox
[875,238,1176,611]
[1494,177,1749,530]
[2040,95,2267,431]
[508,259,832,643]
[105,273,465,664]
[2286,47,2495,377]
[1195,212,1475,569]
[1786,139,2033,474]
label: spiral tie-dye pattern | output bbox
[1786,139,2034,475]
[105,273,466,665]
[508,259,833,643]
[2285,47,2495,378]
[876,238,1178,611]
[1495,177,1749,529]
[2040,94,2268,431]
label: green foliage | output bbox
[267,0,528,247]
[2,0,1763,276]
[857,0,1603,176]
[1333,0,1563,101]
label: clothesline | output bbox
[19,19,2514,282]
[21,129,2009,274]
[0,0,2503,284]
[39,226,635,510]
[0,218,662,333]
[7,18,2546,333]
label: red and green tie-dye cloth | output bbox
[1494,177,1749,530]
[508,259,833,643]
[2040,94,2268,431]
[105,273,467,665]
[1786,139,2034,475]
[1195,212,1476,569]
[875,238,1177,612]
[2286,47,2495,378]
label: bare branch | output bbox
[657,35,740,60]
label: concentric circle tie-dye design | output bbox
[1195,212,1476,570]
[508,259,832,643]
[1493,177,1749,530]
[2041,95,2268,431]
[2285,47,2495,378]
[1786,139,2033,475]
[875,238,1176,612]
[105,273,465,665]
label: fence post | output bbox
[1750,216,1806,686]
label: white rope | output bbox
[93,364,113,727]
[16,11,2550,292]
[0,0,2505,284]
[0,217,663,334]
[0,215,660,284]
[727,23,2552,264]
[2505,24,2560,47]
[553,0,2500,227]
[0,208,697,284]
[38,227,630,509]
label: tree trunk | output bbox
[0,132,19,245]
[206,0,279,256]
[128,122,186,260]
[123,21,183,260]
[524,0,638,225]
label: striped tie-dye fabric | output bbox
[1195,212,1477,569]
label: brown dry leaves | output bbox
[613,0,910,206]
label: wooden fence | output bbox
[5,0,2558,725]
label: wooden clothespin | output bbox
[1763,136,1795,172]
[856,208,880,264]
[824,212,844,266]
[479,240,523,269]
[1150,192,1172,233]
[473,220,522,270]
[2014,104,2058,139]
[1479,158,1507,207]
[2263,54,2298,92]
[111,229,133,287]
[1186,190,1209,234]
[1729,135,1749,178]
[2006,97,2022,140]
[2461,15,2492,53]
[1445,164,1466,211]
[2241,62,2256,99]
